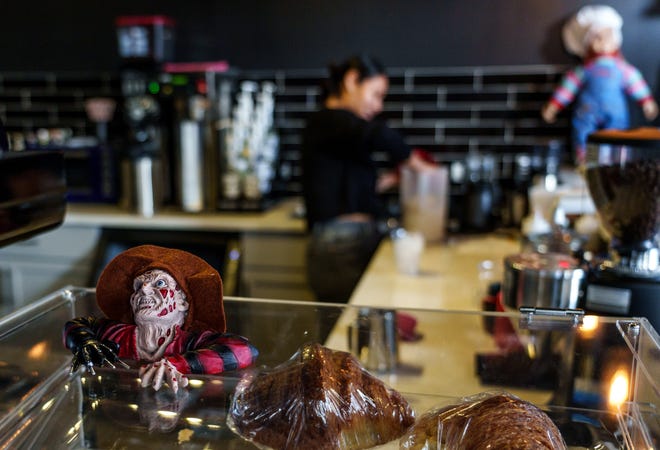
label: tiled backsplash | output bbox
[0,71,120,137]
[0,65,570,198]
[243,65,571,196]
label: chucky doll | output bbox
[541,5,658,163]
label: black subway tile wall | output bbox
[1,65,571,199]
[242,65,571,196]
[0,72,120,138]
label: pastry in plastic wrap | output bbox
[228,343,415,449]
[400,392,566,449]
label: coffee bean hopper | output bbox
[584,127,660,331]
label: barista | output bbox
[302,54,431,303]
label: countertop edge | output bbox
[63,198,307,234]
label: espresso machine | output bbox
[115,16,176,213]
[583,127,660,331]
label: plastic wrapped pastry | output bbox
[228,343,415,449]
[399,392,566,449]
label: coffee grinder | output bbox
[583,127,660,331]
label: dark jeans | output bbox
[306,220,382,303]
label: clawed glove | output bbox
[70,339,130,375]
[64,317,129,375]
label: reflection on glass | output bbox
[608,368,629,410]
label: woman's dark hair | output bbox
[321,54,386,101]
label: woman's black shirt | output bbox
[301,108,410,230]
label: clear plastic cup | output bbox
[400,166,449,243]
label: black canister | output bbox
[462,153,497,232]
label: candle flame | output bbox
[580,315,599,334]
[608,368,629,409]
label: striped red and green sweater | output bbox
[64,316,258,374]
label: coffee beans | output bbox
[586,159,660,245]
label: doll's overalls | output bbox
[549,55,652,157]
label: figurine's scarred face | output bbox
[130,270,189,328]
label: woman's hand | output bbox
[378,150,438,193]
[376,170,400,193]
[406,150,437,172]
[139,358,189,393]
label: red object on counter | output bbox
[163,61,230,73]
[115,15,176,27]
[397,312,422,341]
[481,284,523,352]
[492,291,524,352]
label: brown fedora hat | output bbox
[96,244,226,333]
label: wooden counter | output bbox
[325,233,553,405]
[349,233,521,310]
[64,197,306,234]
[0,198,311,311]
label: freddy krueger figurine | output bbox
[63,245,258,392]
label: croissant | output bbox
[400,392,566,450]
[228,343,415,449]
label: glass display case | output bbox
[0,287,658,449]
